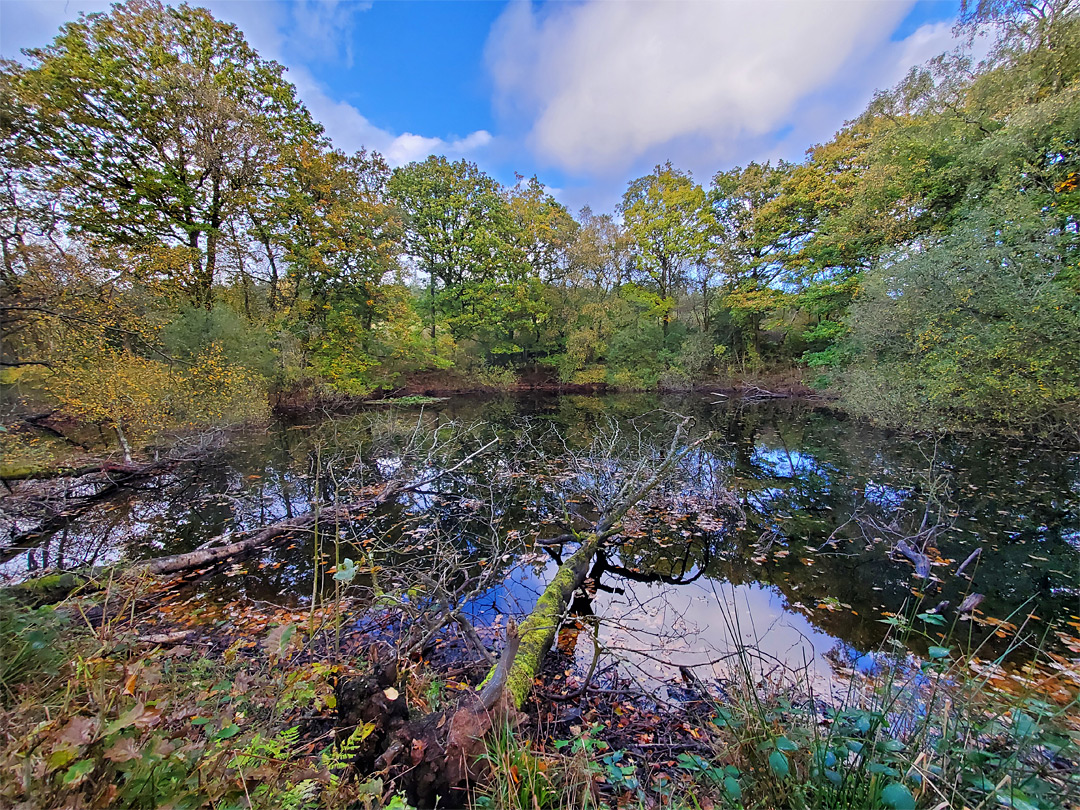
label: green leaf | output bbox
[62,759,95,786]
[723,775,742,800]
[333,557,357,583]
[1012,711,1038,738]
[214,724,241,740]
[917,612,947,626]
[928,646,952,660]
[881,782,915,810]
[265,623,297,658]
[775,735,799,752]
[768,750,790,779]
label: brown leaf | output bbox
[57,716,98,748]
[410,738,428,766]
[104,737,141,763]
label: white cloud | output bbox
[287,69,493,165]
[485,0,967,176]
[0,0,490,167]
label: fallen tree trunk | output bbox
[138,504,366,576]
[1,454,211,565]
[344,420,710,804]
[133,437,499,577]
[491,419,706,710]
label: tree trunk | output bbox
[482,418,704,710]
[114,422,133,463]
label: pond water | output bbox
[4,393,1079,693]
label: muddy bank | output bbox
[271,366,822,418]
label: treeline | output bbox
[1,0,1078,456]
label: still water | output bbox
[4,394,1079,690]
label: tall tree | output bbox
[388,156,521,348]
[708,161,798,355]
[11,0,320,308]
[619,163,707,336]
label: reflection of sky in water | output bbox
[4,394,1078,684]
[584,578,848,696]
[863,480,910,509]
[752,447,815,478]
[460,557,556,624]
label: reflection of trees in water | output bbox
[9,394,1078,665]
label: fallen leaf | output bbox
[57,716,98,748]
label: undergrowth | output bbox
[1,577,1077,810]
[0,583,407,810]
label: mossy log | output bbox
[486,418,706,710]
[3,573,89,607]
[500,533,600,708]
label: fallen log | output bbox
[137,506,360,576]
[332,419,712,805]
[133,437,500,577]
[1,453,209,564]
[486,419,707,711]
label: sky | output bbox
[0,0,969,213]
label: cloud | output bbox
[486,0,964,176]
[289,70,493,165]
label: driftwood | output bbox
[896,537,932,579]
[958,592,985,614]
[137,503,373,576]
[955,547,982,578]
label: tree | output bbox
[11,0,320,308]
[708,162,799,358]
[842,202,1080,430]
[619,163,707,336]
[506,175,577,284]
[388,156,522,350]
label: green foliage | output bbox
[11,0,320,307]
[161,306,276,379]
[842,204,1080,430]
[0,597,72,701]
[4,0,1080,440]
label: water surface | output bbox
[4,394,1078,690]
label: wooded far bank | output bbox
[2,0,1078,473]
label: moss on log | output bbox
[4,573,88,606]
[501,534,600,709]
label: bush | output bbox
[841,204,1080,432]
[161,305,276,379]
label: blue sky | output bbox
[2,0,967,213]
